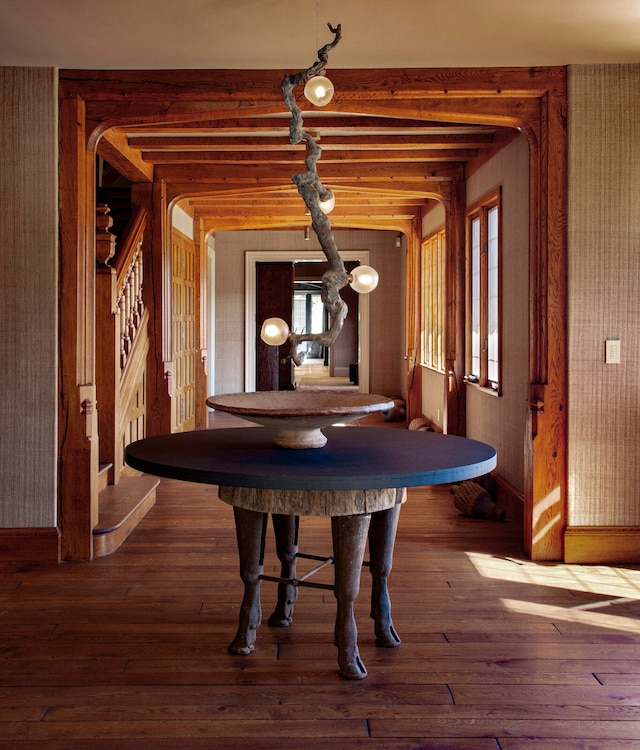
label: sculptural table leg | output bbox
[331,512,371,680]
[368,500,402,648]
[268,514,299,627]
[228,506,268,656]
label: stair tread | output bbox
[94,475,159,535]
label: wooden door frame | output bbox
[377,71,567,560]
[244,250,373,393]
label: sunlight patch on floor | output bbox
[500,597,640,633]
[465,550,640,599]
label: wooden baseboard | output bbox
[564,526,640,564]
[490,473,524,527]
[0,528,61,562]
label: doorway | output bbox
[245,250,373,393]
[292,277,360,392]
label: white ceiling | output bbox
[1,0,639,70]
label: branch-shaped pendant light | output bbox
[261,23,378,367]
[281,22,345,366]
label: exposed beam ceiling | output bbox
[5,0,637,235]
[62,66,563,235]
[100,109,514,233]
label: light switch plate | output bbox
[605,339,621,364]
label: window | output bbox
[466,188,501,392]
[421,227,446,372]
[293,284,325,359]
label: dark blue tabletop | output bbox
[125,427,496,491]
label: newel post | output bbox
[95,204,120,484]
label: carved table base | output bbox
[219,486,406,680]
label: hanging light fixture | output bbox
[260,317,290,346]
[349,265,379,294]
[260,23,379,360]
[304,75,335,107]
[319,193,335,214]
[304,226,311,241]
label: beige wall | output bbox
[212,229,405,398]
[567,64,640,527]
[0,68,58,527]
[465,135,530,493]
[420,137,529,492]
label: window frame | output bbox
[420,226,446,373]
[465,187,502,394]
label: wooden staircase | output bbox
[93,463,158,558]
[92,203,158,559]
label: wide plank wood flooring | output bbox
[3,426,640,747]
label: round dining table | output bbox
[126,425,496,679]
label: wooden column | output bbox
[58,95,99,560]
[95,205,119,483]
[133,182,172,436]
[194,217,209,428]
[405,213,423,423]
[524,81,568,561]
[444,177,467,437]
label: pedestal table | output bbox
[126,426,496,679]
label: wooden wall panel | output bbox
[171,230,198,432]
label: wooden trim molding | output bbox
[244,250,371,393]
[0,528,61,563]
[564,527,640,565]
[492,473,525,529]
[58,95,100,561]
[59,65,568,562]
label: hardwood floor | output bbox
[3,438,640,748]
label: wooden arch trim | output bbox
[59,66,567,560]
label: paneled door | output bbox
[256,261,294,391]
[172,230,197,431]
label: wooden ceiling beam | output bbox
[141,148,478,164]
[128,132,496,150]
[196,215,415,233]
[193,204,419,218]
[97,129,153,183]
[61,66,564,101]
[121,117,496,135]
[166,180,451,203]
[189,195,427,206]
[155,162,464,182]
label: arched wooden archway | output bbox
[58,66,566,561]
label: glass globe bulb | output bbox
[319,194,335,214]
[349,265,379,294]
[304,75,335,107]
[260,317,290,346]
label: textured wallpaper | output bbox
[568,64,640,526]
[0,68,58,526]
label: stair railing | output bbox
[96,205,149,485]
